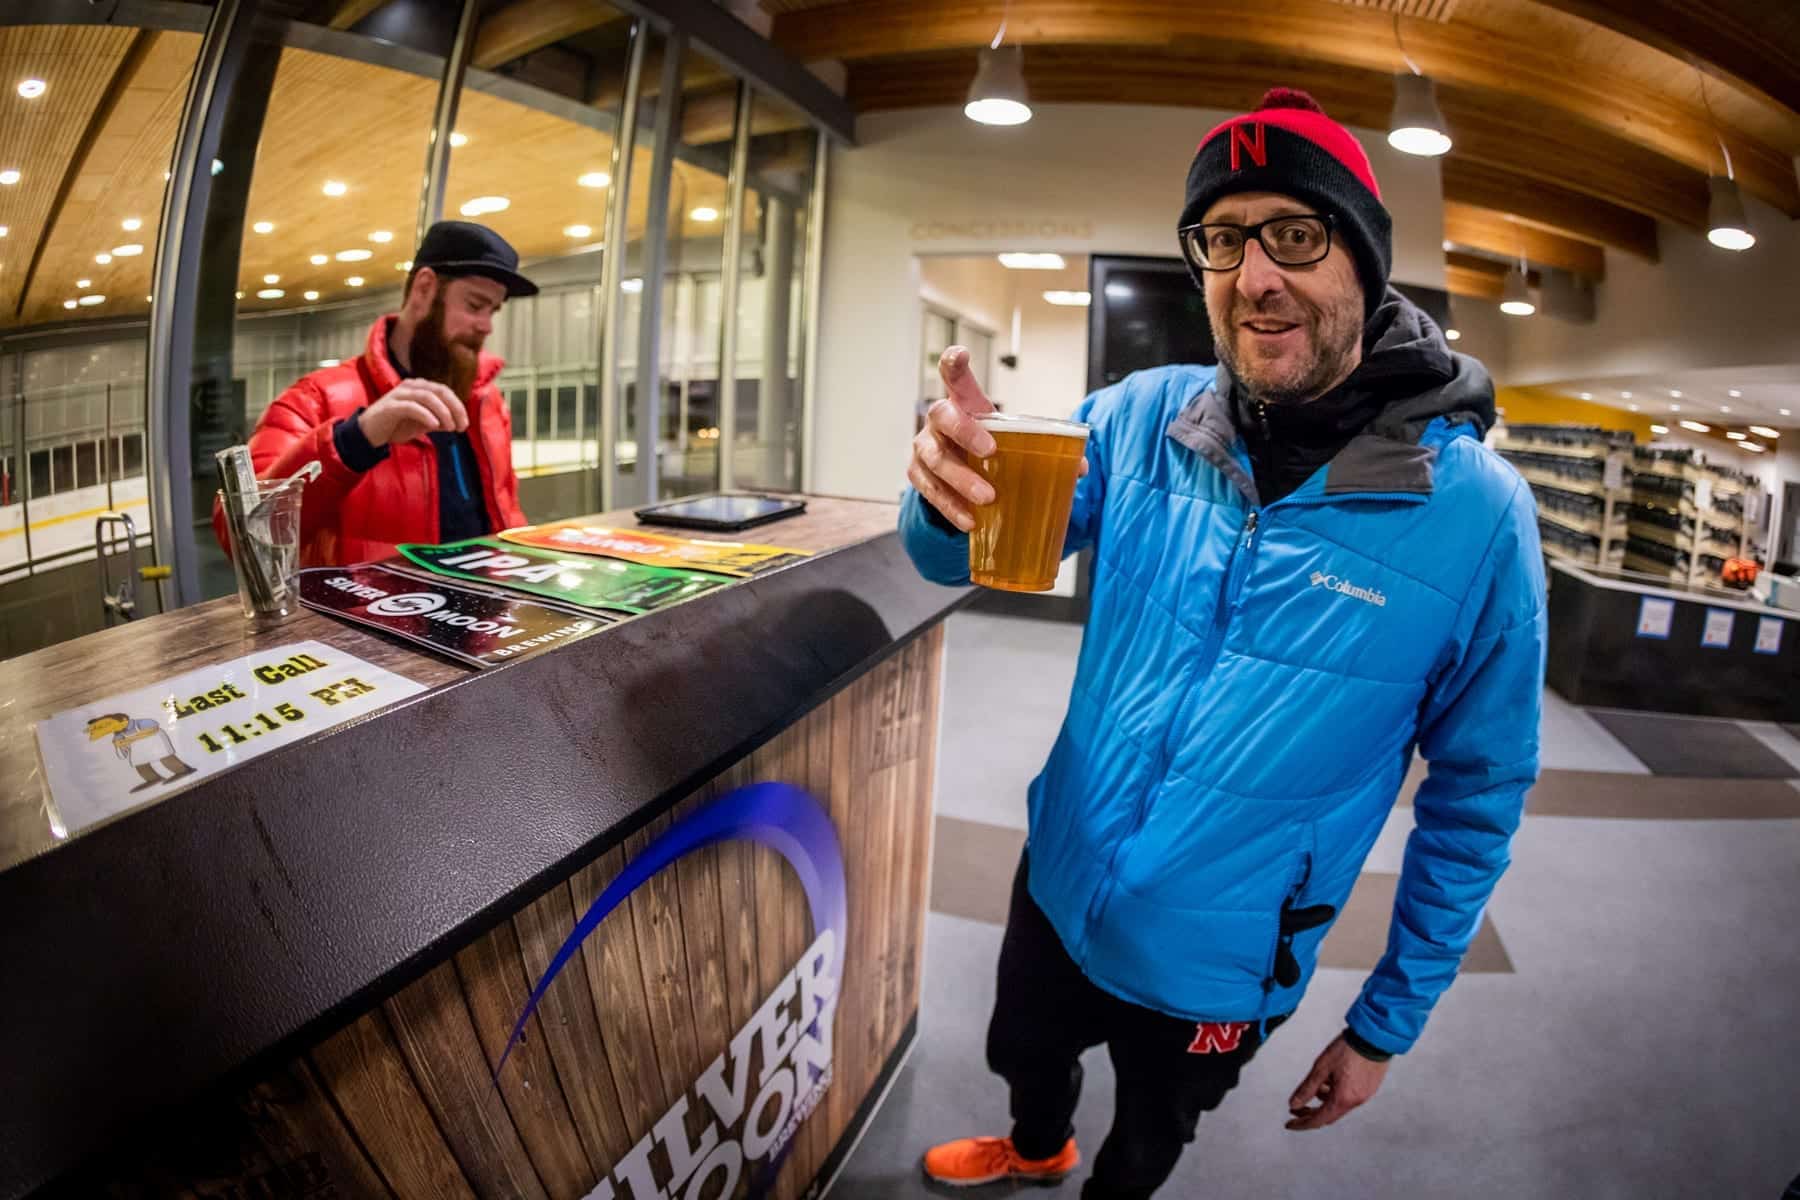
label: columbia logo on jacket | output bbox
[1310,570,1387,607]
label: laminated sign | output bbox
[498,521,811,577]
[298,563,610,668]
[34,639,425,838]
[397,537,734,615]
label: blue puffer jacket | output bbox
[900,293,1546,1055]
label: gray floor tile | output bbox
[1590,709,1798,778]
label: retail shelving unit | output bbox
[1495,424,1632,570]
[1624,447,1759,585]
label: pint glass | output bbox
[967,413,1091,592]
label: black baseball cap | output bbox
[413,220,538,298]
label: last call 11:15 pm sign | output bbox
[33,640,425,838]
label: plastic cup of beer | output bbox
[967,413,1091,592]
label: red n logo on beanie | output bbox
[1229,123,1267,171]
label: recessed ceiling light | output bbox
[1620,391,1633,399]
[1042,290,1091,306]
[335,248,372,262]
[1649,424,1668,434]
[77,278,91,289]
[1750,425,1780,439]
[449,131,468,147]
[17,79,46,99]
[62,299,76,310]
[146,295,152,302]
[1628,404,1639,412]
[1679,420,1710,433]
[1741,441,1766,452]
[78,294,105,306]
[112,244,143,256]
[1670,403,1681,411]
[319,358,340,368]
[1669,389,1683,398]
[252,220,274,234]
[1720,405,1731,413]
[1578,392,1592,400]
[459,195,509,216]
[1726,431,1747,440]
[346,276,364,286]
[0,169,20,186]
[997,252,1066,270]
[578,171,610,188]
[396,260,412,270]
[256,288,284,299]
[1728,389,1742,398]
[0,226,8,237]
[310,253,328,265]
[303,290,319,301]
[1782,409,1793,417]
[95,252,112,265]
[121,217,142,232]
[263,273,280,284]
[235,290,243,299]
[1441,239,1453,252]
[621,277,644,293]
[1444,328,1460,341]
[369,230,393,243]
[564,224,593,238]
[690,206,720,222]
[322,180,347,197]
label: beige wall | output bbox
[809,103,1449,499]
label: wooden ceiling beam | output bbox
[846,47,1712,231]
[1522,0,1800,117]
[1441,158,1658,263]
[783,0,1800,214]
[1444,201,1606,279]
[1444,252,1543,303]
[471,0,624,71]
[318,0,389,30]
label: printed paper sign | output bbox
[298,563,610,668]
[1755,615,1784,655]
[499,521,811,577]
[1635,597,1674,640]
[1702,607,1735,648]
[34,640,425,838]
[397,537,734,615]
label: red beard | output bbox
[409,294,480,404]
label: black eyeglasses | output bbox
[1179,213,1335,272]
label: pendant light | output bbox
[1500,258,1535,317]
[1698,72,1754,250]
[1386,15,1451,157]
[966,7,1031,127]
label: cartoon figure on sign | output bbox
[85,713,196,792]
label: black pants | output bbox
[988,852,1283,1200]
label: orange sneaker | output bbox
[921,1134,1080,1187]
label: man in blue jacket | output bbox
[904,88,1546,1198]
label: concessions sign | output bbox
[298,563,609,668]
[397,537,733,615]
[34,639,425,837]
[498,522,811,577]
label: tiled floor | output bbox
[833,613,1800,1199]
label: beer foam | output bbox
[976,413,1091,440]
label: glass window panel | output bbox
[75,441,99,489]
[446,2,633,516]
[728,91,816,493]
[123,432,144,476]
[52,445,74,495]
[29,450,50,500]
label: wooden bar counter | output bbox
[0,497,968,1200]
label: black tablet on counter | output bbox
[634,492,807,533]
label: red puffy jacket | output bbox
[211,315,526,568]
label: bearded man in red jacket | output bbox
[213,221,536,566]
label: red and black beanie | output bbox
[1180,88,1393,318]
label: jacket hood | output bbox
[1353,286,1495,442]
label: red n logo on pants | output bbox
[1188,1021,1249,1054]
[1229,124,1267,171]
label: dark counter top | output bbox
[0,496,970,1199]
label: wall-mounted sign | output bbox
[397,538,733,615]
[501,782,845,1200]
[34,640,424,837]
[1635,596,1674,640]
[499,522,810,577]
[1756,615,1785,655]
[1702,607,1735,648]
[298,564,609,668]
